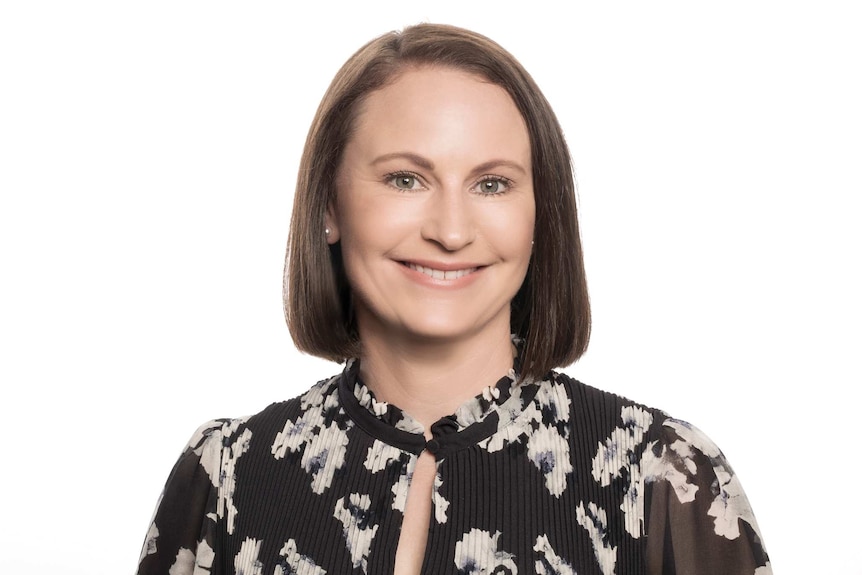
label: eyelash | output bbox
[384,171,514,195]
[475,175,513,195]
[386,171,425,191]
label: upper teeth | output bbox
[407,263,477,280]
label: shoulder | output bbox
[551,371,671,497]
[201,373,344,435]
[642,417,772,571]
[175,372,343,468]
[552,371,746,516]
[552,371,671,438]
[554,373,770,571]
[184,418,237,451]
[138,372,347,574]
[138,418,251,574]
[644,416,762,540]
[551,372,744,457]
[243,372,344,430]
[186,373,346,461]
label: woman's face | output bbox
[328,66,535,345]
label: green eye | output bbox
[478,178,509,194]
[481,180,501,194]
[392,175,417,190]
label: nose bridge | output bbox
[421,181,474,251]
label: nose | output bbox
[420,186,475,252]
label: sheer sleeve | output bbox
[644,418,772,575]
[136,420,228,575]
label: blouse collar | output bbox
[337,338,541,458]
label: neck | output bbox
[357,323,515,434]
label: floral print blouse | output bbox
[137,357,771,574]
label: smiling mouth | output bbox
[404,262,479,280]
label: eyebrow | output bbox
[472,159,528,177]
[371,152,435,170]
[370,152,528,177]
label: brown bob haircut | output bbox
[285,23,590,380]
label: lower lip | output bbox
[399,262,484,288]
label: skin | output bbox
[326,65,535,574]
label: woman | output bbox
[138,24,771,574]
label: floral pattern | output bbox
[576,501,617,575]
[138,353,771,574]
[454,529,518,574]
[526,424,573,497]
[274,539,326,575]
[591,405,654,537]
[333,493,379,572]
[432,465,451,524]
[533,535,576,575]
[233,538,263,575]
[643,418,765,541]
[271,376,353,494]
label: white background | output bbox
[1,1,860,573]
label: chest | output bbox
[213,422,650,575]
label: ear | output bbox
[324,201,341,244]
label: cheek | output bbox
[486,203,535,259]
[341,202,412,253]
[339,190,427,249]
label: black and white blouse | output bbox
[137,356,771,574]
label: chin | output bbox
[394,313,504,344]
[355,297,513,345]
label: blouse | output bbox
[136,357,771,574]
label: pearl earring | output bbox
[325,227,331,236]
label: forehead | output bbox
[346,66,531,166]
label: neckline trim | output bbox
[337,360,540,458]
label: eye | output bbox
[387,173,422,191]
[475,177,511,195]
